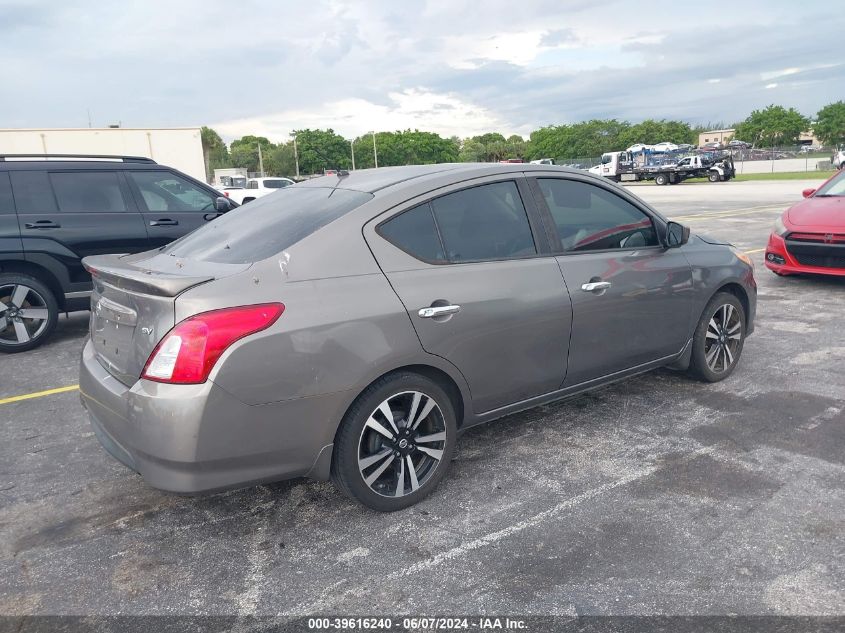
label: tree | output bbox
[294,129,352,174]
[229,135,275,174]
[352,131,458,168]
[733,105,809,147]
[200,126,229,182]
[813,101,845,147]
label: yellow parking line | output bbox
[744,248,766,254]
[673,203,785,220]
[0,384,79,405]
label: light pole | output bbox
[291,132,300,179]
[350,138,356,170]
[369,131,378,168]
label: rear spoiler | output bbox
[83,254,215,297]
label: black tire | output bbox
[655,174,668,185]
[708,171,721,182]
[687,292,746,382]
[332,371,457,511]
[0,273,59,353]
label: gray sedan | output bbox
[79,164,756,511]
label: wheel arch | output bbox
[0,259,65,309]
[710,281,750,325]
[308,362,468,482]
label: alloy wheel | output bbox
[704,303,742,373]
[0,283,50,345]
[357,391,447,498]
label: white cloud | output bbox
[212,89,520,142]
[765,83,779,89]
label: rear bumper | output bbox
[764,232,845,277]
[79,340,347,493]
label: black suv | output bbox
[0,155,236,352]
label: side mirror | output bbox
[666,221,690,248]
[802,188,816,198]
[215,196,231,212]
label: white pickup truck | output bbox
[223,177,295,204]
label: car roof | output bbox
[295,163,584,194]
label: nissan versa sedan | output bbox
[765,169,845,277]
[79,164,756,511]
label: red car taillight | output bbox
[141,303,285,384]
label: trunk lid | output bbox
[83,251,250,385]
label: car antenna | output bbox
[308,147,349,178]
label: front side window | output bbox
[538,178,658,252]
[128,171,216,212]
[430,181,536,262]
[49,172,127,213]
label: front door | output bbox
[532,176,694,386]
[125,170,221,248]
[367,179,572,414]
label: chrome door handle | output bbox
[581,281,612,292]
[418,305,461,318]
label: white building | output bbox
[0,127,206,181]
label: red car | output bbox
[765,170,845,277]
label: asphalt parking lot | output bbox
[1,180,843,617]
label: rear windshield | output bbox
[263,179,290,189]
[162,187,373,264]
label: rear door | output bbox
[11,169,149,291]
[530,176,693,386]
[125,170,222,248]
[366,177,572,414]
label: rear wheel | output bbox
[655,174,669,185]
[687,292,745,382]
[332,372,457,511]
[0,274,59,353]
[708,171,721,182]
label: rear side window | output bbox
[0,173,13,214]
[163,186,373,264]
[430,181,536,262]
[49,172,128,213]
[9,171,57,213]
[538,178,659,252]
[379,203,445,262]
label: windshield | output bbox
[263,179,290,189]
[162,187,374,264]
[814,171,845,197]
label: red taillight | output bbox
[141,303,284,384]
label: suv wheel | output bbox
[0,274,59,353]
[687,292,745,382]
[332,372,457,511]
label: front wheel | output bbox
[687,292,745,382]
[332,372,457,511]
[0,274,59,353]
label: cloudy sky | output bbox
[2,0,841,141]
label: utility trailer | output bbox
[590,150,735,185]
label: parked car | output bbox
[79,163,756,511]
[652,142,679,152]
[765,169,845,277]
[702,141,724,150]
[626,143,654,153]
[224,177,295,205]
[0,154,237,352]
[833,150,845,169]
[727,140,750,149]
